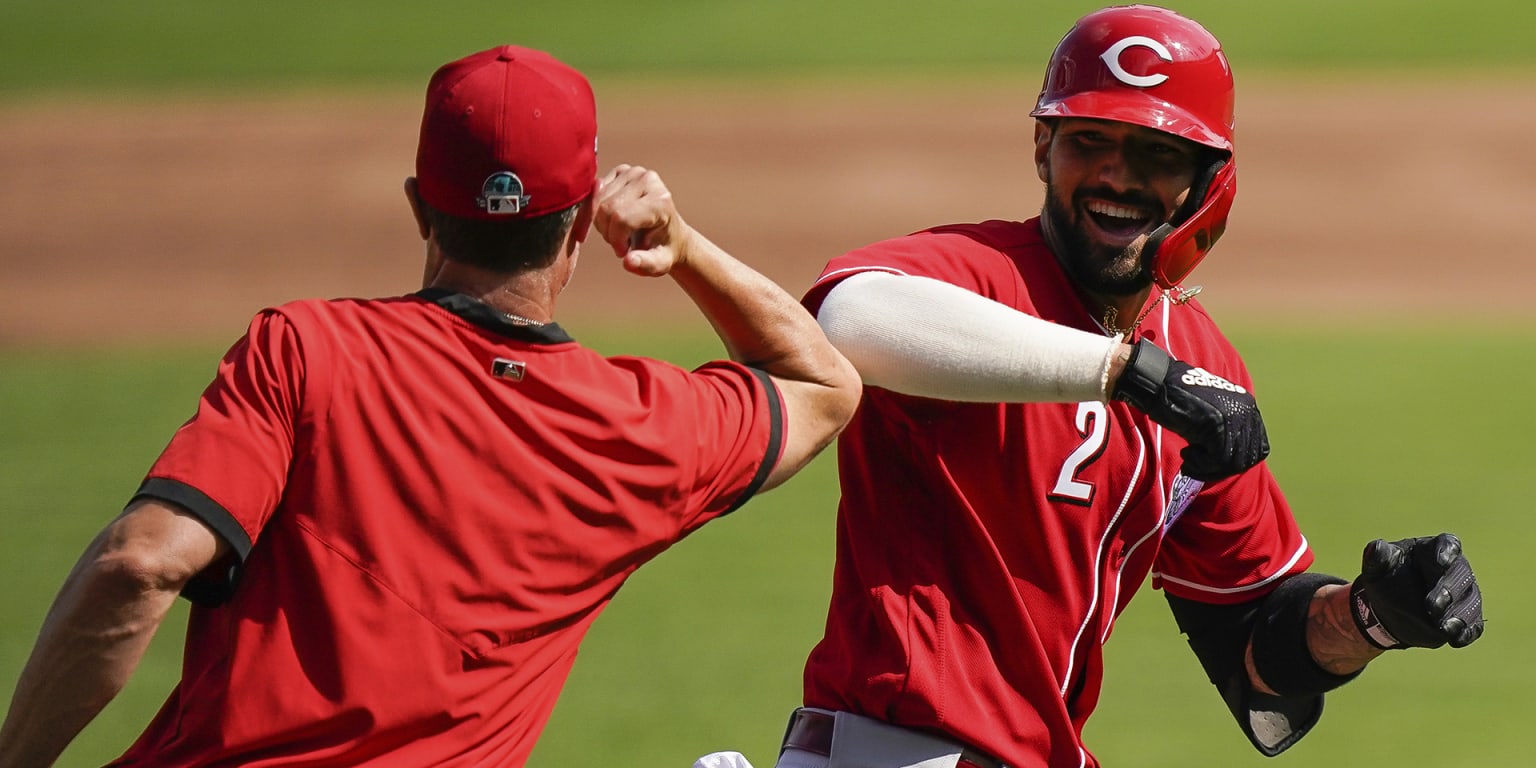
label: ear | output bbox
[1033,121,1053,183]
[404,177,430,240]
[569,183,597,244]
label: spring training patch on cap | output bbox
[478,171,530,215]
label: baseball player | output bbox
[0,46,860,767]
[772,6,1486,768]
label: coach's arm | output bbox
[593,164,860,490]
[0,500,226,768]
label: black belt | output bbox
[781,708,1009,768]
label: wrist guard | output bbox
[1111,339,1269,481]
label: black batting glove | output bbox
[1110,339,1269,481]
[1350,533,1485,650]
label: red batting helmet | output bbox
[1031,5,1237,288]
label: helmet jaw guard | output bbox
[1032,5,1237,287]
[1143,157,1236,289]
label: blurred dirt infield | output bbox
[3,79,1534,346]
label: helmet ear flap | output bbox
[1144,157,1236,289]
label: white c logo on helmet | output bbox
[1100,36,1173,87]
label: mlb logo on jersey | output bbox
[491,358,526,381]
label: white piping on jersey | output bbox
[1152,537,1312,596]
[812,265,908,289]
[1143,298,1315,597]
[1058,300,1170,768]
[1059,425,1147,697]
[1100,299,1176,644]
[1101,490,1169,645]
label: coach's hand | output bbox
[1349,533,1485,650]
[594,164,696,277]
[1110,339,1267,481]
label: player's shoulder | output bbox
[842,219,1039,273]
[274,294,415,315]
[1167,297,1251,370]
[919,218,1042,250]
[259,294,425,329]
[812,219,1045,308]
[602,353,761,390]
[226,296,428,360]
[1170,296,1228,341]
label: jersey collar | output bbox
[415,287,575,345]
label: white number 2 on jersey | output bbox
[1050,401,1109,505]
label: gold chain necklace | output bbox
[1102,286,1203,336]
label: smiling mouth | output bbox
[1083,199,1156,241]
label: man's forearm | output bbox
[0,534,184,767]
[668,230,846,385]
[816,272,1124,402]
[1305,583,1384,675]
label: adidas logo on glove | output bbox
[1180,367,1247,394]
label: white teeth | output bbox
[1085,200,1146,220]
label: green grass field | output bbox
[3,1,1534,766]
[2,0,1536,97]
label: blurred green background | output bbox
[3,0,1536,98]
[3,1,1533,767]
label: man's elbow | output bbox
[86,547,193,603]
[823,351,863,434]
[759,351,862,493]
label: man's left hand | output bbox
[1349,533,1485,650]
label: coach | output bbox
[0,45,860,767]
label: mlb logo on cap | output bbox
[479,171,530,215]
[415,45,597,220]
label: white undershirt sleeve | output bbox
[815,271,1122,403]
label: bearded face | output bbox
[1034,118,1202,298]
[1040,177,1158,296]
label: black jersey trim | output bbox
[133,477,252,558]
[725,367,784,515]
[415,288,575,344]
[131,477,252,606]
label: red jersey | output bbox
[112,288,783,767]
[799,219,1309,768]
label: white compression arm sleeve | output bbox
[816,271,1122,403]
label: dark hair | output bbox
[422,201,581,273]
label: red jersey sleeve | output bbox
[133,309,306,562]
[1152,464,1313,605]
[803,224,1027,313]
[1150,327,1313,604]
[680,362,783,522]
[601,356,784,537]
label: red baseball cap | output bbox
[415,45,597,220]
